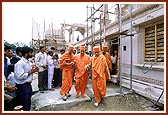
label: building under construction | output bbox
[31,24,66,54]
[72,4,164,106]
[31,3,165,106]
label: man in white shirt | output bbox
[14,46,39,111]
[111,50,118,75]
[35,46,48,93]
[46,51,54,90]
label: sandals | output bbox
[94,102,99,107]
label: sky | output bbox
[2,2,116,46]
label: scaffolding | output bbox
[31,18,66,54]
[85,4,135,94]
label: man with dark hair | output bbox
[50,47,55,51]
[35,46,48,93]
[60,49,65,55]
[46,50,54,91]
[14,46,39,111]
[4,45,13,79]
[4,45,16,111]
[53,54,61,88]
[10,47,22,64]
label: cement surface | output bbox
[31,73,130,111]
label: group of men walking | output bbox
[59,45,112,107]
[4,43,116,111]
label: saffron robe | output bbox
[91,54,108,103]
[101,51,112,80]
[59,52,74,95]
[74,53,90,97]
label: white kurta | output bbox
[46,55,54,89]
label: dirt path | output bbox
[65,93,161,111]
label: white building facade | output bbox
[73,4,165,104]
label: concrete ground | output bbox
[31,73,131,111]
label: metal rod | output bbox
[86,5,89,51]
[31,17,34,48]
[99,14,102,50]
[130,4,133,91]
[44,18,46,48]
[91,7,93,52]
[93,4,95,43]
[119,4,123,94]
[103,4,106,43]
[85,4,103,22]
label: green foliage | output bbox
[4,40,28,52]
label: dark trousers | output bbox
[88,69,92,79]
[59,69,62,87]
[16,82,32,111]
[53,68,61,87]
[111,63,117,75]
[38,70,48,91]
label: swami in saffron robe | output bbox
[91,54,108,103]
[74,53,90,97]
[59,52,75,96]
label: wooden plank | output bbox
[145,33,155,38]
[157,43,164,47]
[145,41,155,44]
[145,55,155,58]
[157,39,164,43]
[145,29,155,34]
[157,28,164,32]
[157,46,164,50]
[157,55,164,58]
[157,50,164,54]
[145,47,155,51]
[157,31,164,35]
[145,52,155,55]
[157,35,164,39]
[145,37,155,41]
[145,44,155,48]
[145,58,155,62]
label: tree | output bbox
[14,42,28,47]
[4,40,16,51]
[4,40,29,53]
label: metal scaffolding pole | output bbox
[93,4,95,43]
[43,18,46,48]
[86,5,89,51]
[129,4,133,91]
[99,14,102,50]
[85,4,103,22]
[103,4,106,43]
[119,4,123,94]
[91,6,93,51]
